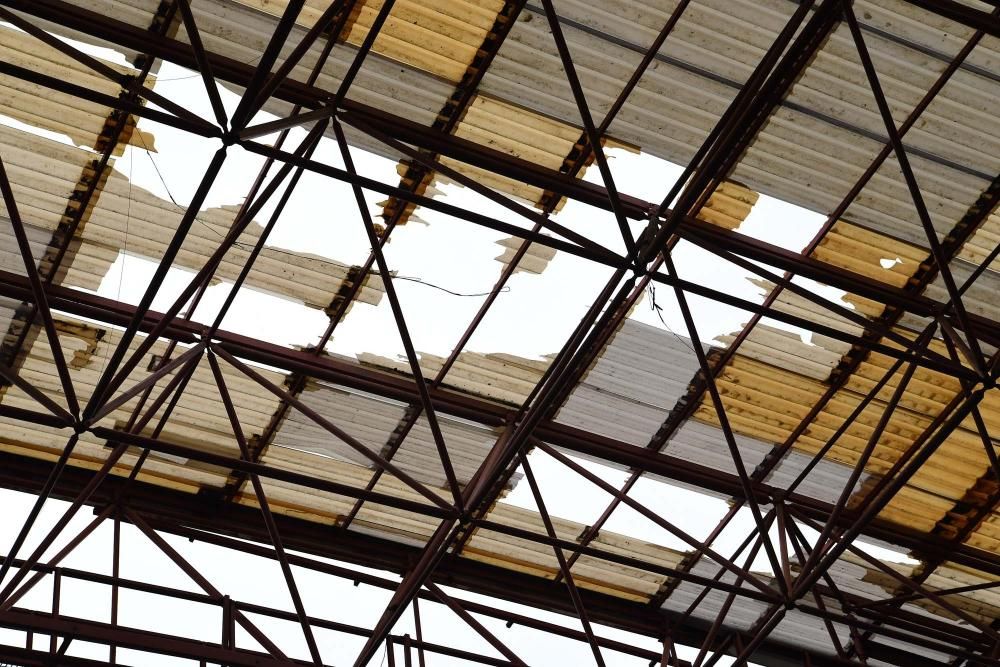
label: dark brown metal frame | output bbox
[0,0,998,665]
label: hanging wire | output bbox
[101,145,134,373]
[646,283,695,353]
[152,53,262,82]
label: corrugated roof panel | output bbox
[464,502,687,601]
[699,181,759,231]
[493,235,557,274]
[0,123,97,231]
[810,221,925,290]
[250,446,690,600]
[842,341,994,530]
[80,174,385,310]
[0,215,51,275]
[390,414,501,488]
[251,444,439,541]
[766,608,852,657]
[874,482,962,533]
[60,0,451,145]
[814,554,972,648]
[919,562,1000,623]
[0,124,123,291]
[2,315,286,457]
[748,278,867,339]
[556,319,701,446]
[359,350,546,405]
[693,348,995,530]
[32,0,160,44]
[230,0,504,83]
[660,559,774,630]
[694,355,828,446]
[664,420,868,505]
[922,257,1000,323]
[0,23,155,154]
[275,378,504,488]
[957,210,1000,272]
[717,324,844,382]
[967,511,1000,554]
[478,0,996,250]
[0,428,228,494]
[275,381,405,465]
[0,297,20,339]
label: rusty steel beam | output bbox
[0,1,998,665]
[0,450,957,667]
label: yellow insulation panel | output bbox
[967,511,1000,554]
[697,182,759,231]
[808,221,926,321]
[0,316,283,494]
[232,0,504,83]
[957,211,1000,272]
[693,352,995,535]
[811,221,925,289]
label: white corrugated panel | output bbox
[922,257,1000,323]
[663,420,868,504]
[0,22,155,153]
[766,608,851,657]
[0,297,21,338]
[556,319,701,446]
[660,558,774,630]
[0,215,51,275]
[276,379,504,488]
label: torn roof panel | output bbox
[556,319,701,446]
[0,22,155,154]
[275,378,505,488]
[465,501,688,601]
[77,168,386,312]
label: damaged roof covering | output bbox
[1,0,1000,666]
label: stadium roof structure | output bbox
[1,0,1000,665]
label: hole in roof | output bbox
[738,191,827,252]
[0,112,78,147]
[97,251,328,348]
[499,448,727,552]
